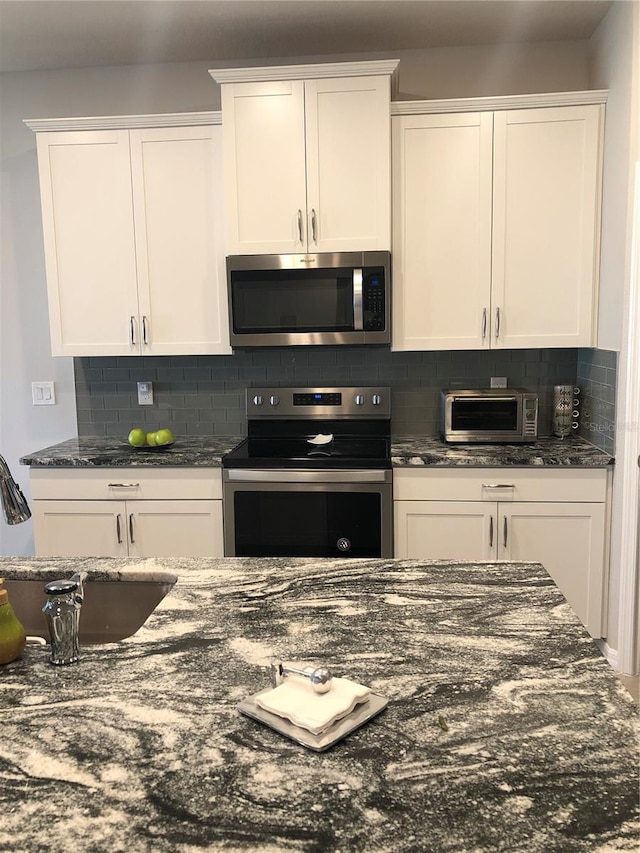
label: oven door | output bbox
[223,470,393,558]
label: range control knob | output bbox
[354,394,365,405]
[252,395,264,406]
[269,395,280,406]
[372,394,382,406]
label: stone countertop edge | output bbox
[20,433,613,468]
[0,555,637,853]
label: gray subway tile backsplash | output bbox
[73,347,617,454]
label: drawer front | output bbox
[30,467,223,500]
[393,467,608,503]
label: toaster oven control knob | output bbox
[269,395,280,407]
[354,394,364,406]
[337,537,351,552]
[372,394,382,406]
[252,395,264,407]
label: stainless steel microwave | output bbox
[440,389,539,443]
[226,252,390,347]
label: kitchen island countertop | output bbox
[0,555,637,853]
[20,433,613,468]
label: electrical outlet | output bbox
[490,377,507,389]
[32,381,56,405]
[137,381,154,405]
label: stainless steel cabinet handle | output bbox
[482,308,487,340]
[142,315,149,346]
[482,483,515,489]
[503,516,508,548]
[129,513,135,544]
[489,516,494,548]
[130,316,137,346]
[495,307,501,340]
[311,208,317,244]
[108,483,140,488]
[297,209,303,243]
[116,513,122,544]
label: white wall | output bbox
[588,1,639,664]
[0,42,591,556]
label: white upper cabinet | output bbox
[212,62,398,255]
[392,112,493,350]
[392,95,604,351]
[29,117,231,356]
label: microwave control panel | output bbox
[363,269,386,331]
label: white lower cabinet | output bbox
[394,468,610,637]
[30,468,224,559]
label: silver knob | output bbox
[252,395,264,406]
[270,659,333,694]
[269,394,280,406]
[354,394,364,405]
[372,394,382,405]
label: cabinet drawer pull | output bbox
[130,316,137,346]
[482,308,487,340]
[108,483,140,488]
[495,307,501,340]
[482,483,515,489]
[311,208,317,244]
[116,513,122,544]
[129,513,135,544]
[489,516,494,548]
[297,209,303,243]
[142,315,149,346]
[503,516,508,548]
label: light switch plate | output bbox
[32,381,56,405]
[137,381,154,405]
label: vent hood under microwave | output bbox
[226,252,391,348]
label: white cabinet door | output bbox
[33,500,128,557]
[127,500,224,558]
[130,126,231,355]
[305,76,391,252]
[491,105,601,348]
[501,502,606,636]
[221,75,391,254]
[36,130,140,356]
[392,113,493,350]
[392,103,602,352]
[394,500,495,560]
[221,80,307,254]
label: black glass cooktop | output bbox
[223,419,391,470]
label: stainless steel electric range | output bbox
[222,387,392,558]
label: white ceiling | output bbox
[0,0,614,75]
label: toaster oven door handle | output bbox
[452,396,517,403]
[353,268,363,330]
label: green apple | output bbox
[155,428,175,446]
[146,431,158,447]
[128,428,146,447]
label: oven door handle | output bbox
[353,268,364,331]
[224,469,391,484]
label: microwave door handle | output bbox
[353,268,364,330]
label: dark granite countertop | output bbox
[20,435,244,467]
[20,434,613,469]
[392,434,614,467]
[0,556,637,853]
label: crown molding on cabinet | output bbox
[210,59,400,88]
[391,89,608,115]
[23,111,222,132]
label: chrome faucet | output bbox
[0,454,31,525]
[42,573,87,665]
